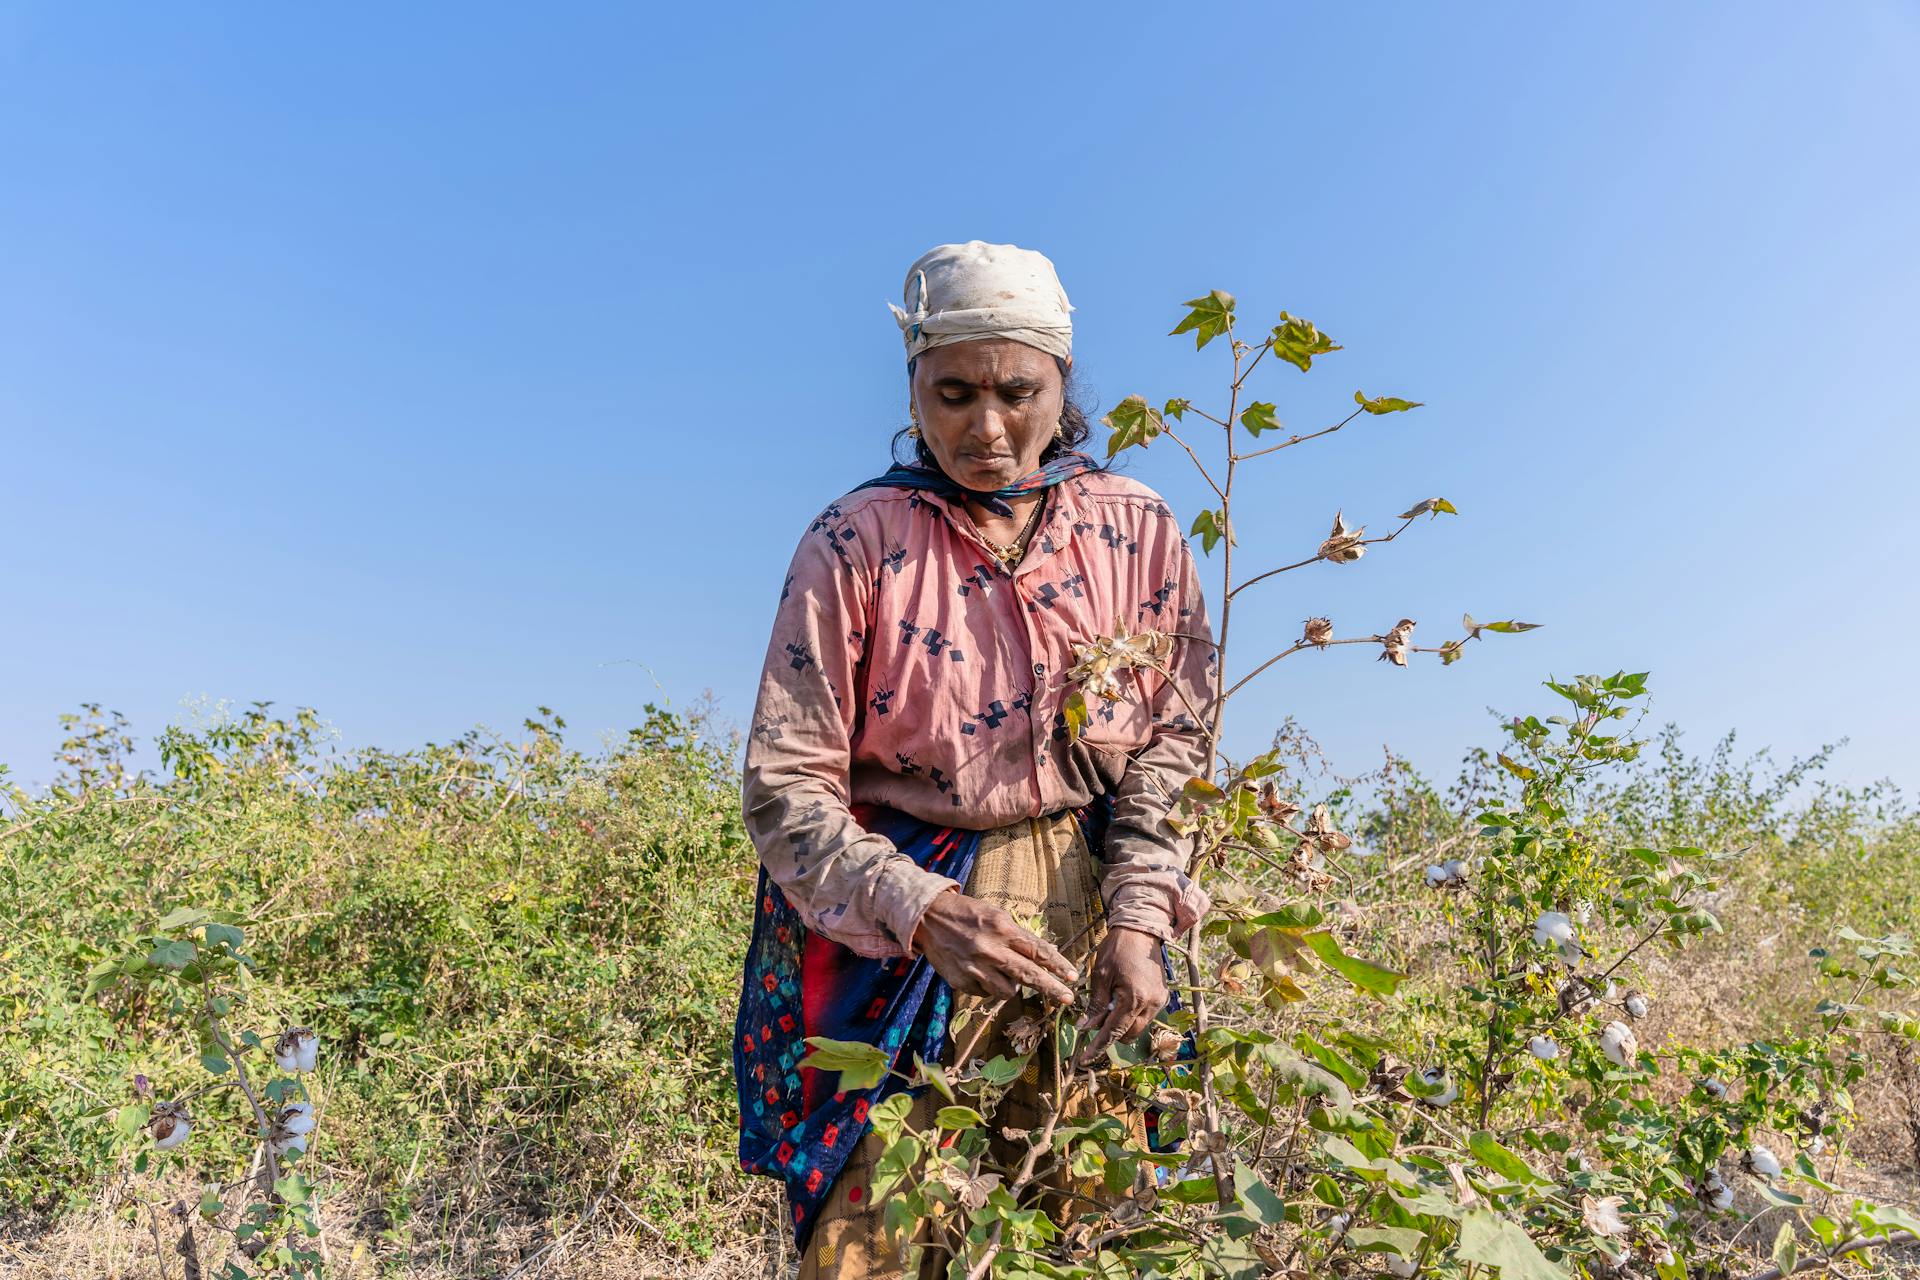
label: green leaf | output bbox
[1102,394,1164,457]
[1247,904,1325,929]
[1302,930,1405,999]
[1771,1222,1798,1277]
[1239,401,1281,436]
[1162,1174,1222,1204]
[148,938,196,970]
[202,922,245,951]
[1234,1160,1288,1231]
[1170,290,1236,350]
[1457,1208,1571,1280]
[1465,613,1543,638]
[1397,498,1458,520]
[867,1091,916,1138]
[198,1184,224,1219]
[871,1134,924,1199]
[199,1051,231,1076]
[1270,312,1341,371]
[1199,1229,1266,1280]
[1469,1131,1540,1184]
[1354,389,1423,414]
[1190,508,1228,554]
[1347,1226,1425,1259]
[156,907,211,931]
[800,1036,891,1090]
[1163,397,1191,421]
[935,1105,985,1130]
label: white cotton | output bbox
[1424,864,1453,888]
[1443,858,1469,881]
[1599,1020,1638,1067]
[278,1101,315,1135]
[1702,1077,1728,1099]
[1416,1066,1459,1107]
[1387,1254,1420,1278]
[1624,992,1651,1019]
[1533,911,1583,959]
[1528,1036,1562,1061]
[1744,1145,1782,1179]
[1702,1175,1734,1211]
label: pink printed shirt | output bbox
[741,469,1216,960]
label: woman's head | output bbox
[887,240,1092,483]
[906,340,1085,490]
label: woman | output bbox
[734,241,1214,1279]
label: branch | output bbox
[1233,406,1364,462]
[1161,426,1225,499]
[1739,1231,1916,1280]
[1228,514,1420,600]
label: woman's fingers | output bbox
[1008,931,1079,987]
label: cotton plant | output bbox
[794,291,1920,1280]
[86,910,325,1277]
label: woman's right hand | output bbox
[911,890,1079,1004]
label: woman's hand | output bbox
[1079,926,1169,1063]
[911,890,1078,1004]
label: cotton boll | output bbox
[275,1026,319,1074]
[148,1100,192,1150]
[1582,1194,1629,1238]
[1699,1173,1734,1212]
[1807,1135,1827,1157]
[1599,1021,1639,1067]
[270,1130,308,1159]
[277,1101,315,1136]
[1443,858,1469,880]
[1424,864,1453,889]
[1624,992,1651,1020]
[1533,911,1575,948]
[1416,1066,1459,1107]
[1528,1036,1562,1061]
[1743,1146,1782,1179]
[1386,1253,1419,1278]
[1326,1212,1351,1236]
[1573,901,1594,926]
[1701,1077,1728,1100]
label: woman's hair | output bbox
[888,354,1102,470]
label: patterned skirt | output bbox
[797,809,1147,1280]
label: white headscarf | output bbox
[887,241,1074,362]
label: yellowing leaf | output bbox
[1063,691,1090,743]
[1103,394,1163,457]
[1354,389,1424,414]
[1270,312,1341,371]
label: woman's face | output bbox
[910,338,1066,492]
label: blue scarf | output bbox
[850,450,1099,517]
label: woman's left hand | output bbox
[1078,926,1169,1063]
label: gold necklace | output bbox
[982,497,1048,571]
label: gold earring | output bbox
[907,424,921,439]
[909,404,921,438]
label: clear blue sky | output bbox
[3,3,1915,797]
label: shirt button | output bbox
[1033,662,1046,676]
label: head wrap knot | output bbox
[886,240,1074,362]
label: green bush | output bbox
[0,701,756,1252]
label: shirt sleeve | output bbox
[741,507,962,959]
[1099,518,1215,941]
